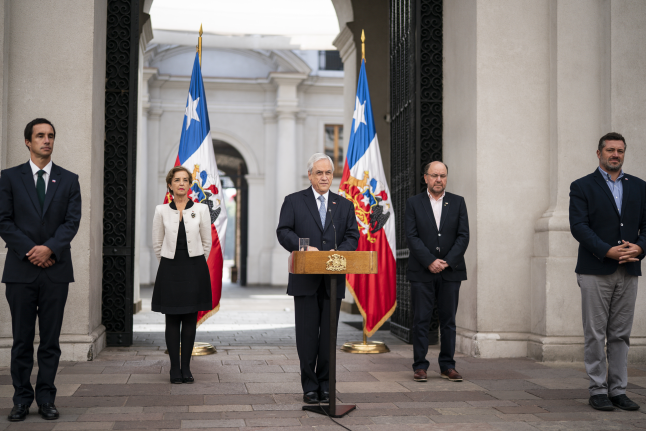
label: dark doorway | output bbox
[102,0,143,347]
[389,0,443,344]
[213,140,249,286]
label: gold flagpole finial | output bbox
[197,24,203,67]
[361,29,365,62]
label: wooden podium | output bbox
[289,250,378,418]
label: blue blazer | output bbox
[405,191,469,282]
[569,169,646,276]
[276,187,359,297]
[0,162,82,283]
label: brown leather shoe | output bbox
[413,369,427,382]
[441,369,463,382]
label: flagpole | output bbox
[197,24,203,67]
[342,29,390,354]
[191,23,215,357]
[361,29,365,62]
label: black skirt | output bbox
[152,217,212,314]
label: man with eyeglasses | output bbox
[405,161,469,383]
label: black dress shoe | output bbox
[182,369,194,384]
[610,394,640,411]
[170,368,183,384]
[8,404,29,421]
[589,394,614,411]
[303,391,319,404]
[319,391,330,403]
[38,403,59,420]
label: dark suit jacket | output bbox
[569,169,646,276]
[0,162,82,283]
[276,187,360,298]
[406,191,469,282]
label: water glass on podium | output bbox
[299,238,309,251]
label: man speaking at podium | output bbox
[277,153,359,405]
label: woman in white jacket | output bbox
[152,166,212,384]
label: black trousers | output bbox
[293,282,342,394]
[410,277,461,372]
[5,271,69,406]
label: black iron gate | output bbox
[389,0,443,343]
[102,0,140,347]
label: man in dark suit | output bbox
[406,161,469,383]
[0,118,82,422]
[277,153,359,404]
[569,132,646,412]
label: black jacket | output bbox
[0,162,82,283]
[405,191,469,282]
[276,187,359,297]
[569,169,646,276]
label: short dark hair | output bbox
[165,166,194,196]
[24,118,56,142]
[598,132,626,151]
[423,161,448,175]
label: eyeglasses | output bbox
[424,174,447,179]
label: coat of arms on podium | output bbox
[326,254,347,272]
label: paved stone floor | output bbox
[2,284,646,430]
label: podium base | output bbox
[164,342,217,356]
[302,404,356,418]
[341,340,390,354]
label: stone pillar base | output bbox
[456,329,529,359]
[0,325,106,366]
[457,328,646,364]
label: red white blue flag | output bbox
[339,59,396,337]
[164,53,227,326]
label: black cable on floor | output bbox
[318,400,352,431]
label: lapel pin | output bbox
[52,180,56,183]
[444,202,449,206]
[191,212,196,218]
[333,202,336,204]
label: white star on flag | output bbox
[185,94,200,130]
[352,96,367,132]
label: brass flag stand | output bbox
[341,318,390,354]
[341,30,389,355]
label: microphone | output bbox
[328,209,338,251]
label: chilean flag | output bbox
[338,59,396,337]
[164,53,227,326]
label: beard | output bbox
[601,157,623,172]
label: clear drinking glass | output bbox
[299,238,310,251]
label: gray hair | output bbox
[307,153,334,174]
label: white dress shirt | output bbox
[29,159,53,193]
[312,186,329,212]
[427,189,444,229]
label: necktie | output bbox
[37,170,46,209]
[318,195,326,226]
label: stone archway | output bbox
[212,139,249,286]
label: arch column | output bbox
[269,73,307,286]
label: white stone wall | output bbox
[0,0,107,365]
[445,0,646,361]
[137,46,344,287]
